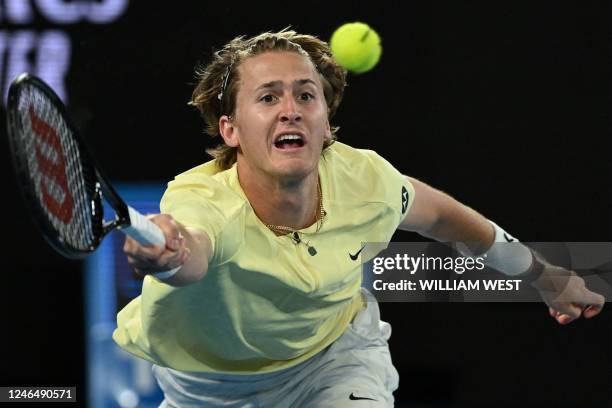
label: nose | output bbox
[279,97,302,123]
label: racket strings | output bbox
[17,85,97,251]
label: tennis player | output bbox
[113,30,605,407]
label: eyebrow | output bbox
[255,78,317,92]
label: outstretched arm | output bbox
[399,176,495,255]
[398,176,605,324]
[123,214,212,287]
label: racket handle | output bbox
[120,206,166,246]
[121,207,182,281]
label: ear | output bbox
[324,119,332,141]
[219,115,240,147]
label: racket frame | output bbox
[6,73,133,259]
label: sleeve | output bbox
[360,149,416,227]
[159,172,244,265]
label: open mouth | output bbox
[273,134,305,149]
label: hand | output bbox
[530,256,605,325]
[123,214,191,277]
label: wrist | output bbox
[461,221,533,276]
[518,250,547,285]
[150,265,182,281]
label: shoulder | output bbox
[323,142,414,221]
[160,161,246,252]
[323,140,379,163]
[323,142,405,195]
[162,161,244,211]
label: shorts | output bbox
[153,288,399,407]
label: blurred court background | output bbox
[1,1,611,407]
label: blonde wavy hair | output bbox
[190,29,348,169]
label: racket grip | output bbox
[120,206,166,246]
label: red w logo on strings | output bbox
[28,105,74,223]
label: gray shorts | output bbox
[153,289,399,407]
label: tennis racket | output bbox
[6,73,165,259]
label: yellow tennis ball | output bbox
[330,22,382,74]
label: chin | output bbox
[274,161,317,181]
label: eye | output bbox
[298,92,314,102]
[259,94,277,104]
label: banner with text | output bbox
[361,242,612,302]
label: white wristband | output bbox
[479,221,533,276]
[150,266,181,280]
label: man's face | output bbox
[220,51,332,183]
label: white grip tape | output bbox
[121,207,181,281]
[121,206,166,246]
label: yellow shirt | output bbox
[113,142,415,374]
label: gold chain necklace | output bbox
[265,180,326,248]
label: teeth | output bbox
[276,134,302,143]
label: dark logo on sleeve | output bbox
[401,186,409,214]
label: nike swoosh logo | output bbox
[504,232,516,242]
[349,245,366,261]
[349,392,377,401]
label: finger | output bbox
[166,232,184,251]
[583,303,604,319]
[123,235,138,253]
[180,247,191,264]
[124,231,167,255]
[556,313,575,325]
[149,214,182,248]
[126,255,161,271]
[126,243,165,260]
[126,258,150,277]
[573,290,605,319]
[554,303,582,324]
[154,241,189,268]
[584,291,605,309]
[128,239,186,272]
[548,308,571,325]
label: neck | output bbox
[237,164,320,231]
